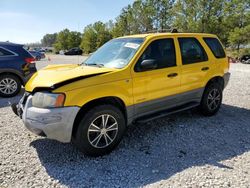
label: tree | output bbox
[223,0,250,45]
[229,25,250,52]
[68,31,82,49]
[41,0,250,56]
[54,29,81,51]
[41,33,57,47]
[152,0,175,30]
[111,6,134,37]
[173,0,225,33]
[80,21,112,53]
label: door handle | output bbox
[167,73,178,78]
[201,67,209,71]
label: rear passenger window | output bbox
[0,47,15,56]
[178,38,208,65]
[135,38,176,71]
[203,37,226,58]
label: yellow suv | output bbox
[12,32,230,156]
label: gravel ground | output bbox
[0,62,250,188]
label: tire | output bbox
[199,83,223,116]
[73,104,126,157]
[0,74,21,98]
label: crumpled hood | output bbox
[25,64,113,92]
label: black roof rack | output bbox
[142,28,178,34]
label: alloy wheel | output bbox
[0,78,18,95]
[87,114,119,148]
[207,88,221,111]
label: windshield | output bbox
[83,38,144,69]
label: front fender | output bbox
[61,79,133,108]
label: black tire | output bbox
[199,83,223,116]
[0,74,21,98]
[73,104,126,157]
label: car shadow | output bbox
[30,104,250,187]
[0,88,24,108]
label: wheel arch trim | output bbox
[71,96,131,139]
[0,69,24,85]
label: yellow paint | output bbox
[25,33,229,108]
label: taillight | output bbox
[25,57,35,63]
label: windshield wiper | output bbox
[86,63,104,68]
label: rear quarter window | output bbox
[203,37,226,58]
[0,47,15,56]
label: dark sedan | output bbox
[240,54,250,64]
[64,47,83,55]
[0,42,37,97]
[29,50,45,60]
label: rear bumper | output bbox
[13,94,80,143]
[223,72,230,89]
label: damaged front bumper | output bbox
[12,93,80,143]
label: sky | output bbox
[0,0,134,44]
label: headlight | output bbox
[32,92,65,108]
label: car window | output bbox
[0,47,15,56]
[203,37,226,58]
[135,38,176,71]
[178,38,208,65]
[83,38,144,69]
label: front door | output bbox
[131,38,181,117]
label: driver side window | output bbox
[135,38,176,72]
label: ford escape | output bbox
[12,32,230,156]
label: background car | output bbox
[64,47,83,55]
[0,42,37,97]
[240,54,250,64]
[29,50,45,61]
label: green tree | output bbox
[68,31,82,49]
[80,21,112,53]
[173,0,225,33]
[229,25,250,52]
[43,0,250,55]
[111,6,134,37]
[54,29,70,51]
[153,0,175,30]
[223,0,250,45]
[54,29,81,51]
[41,33,57,47]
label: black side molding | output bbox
[135,102,200,124]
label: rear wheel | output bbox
[0,74,21,98]
[199,83,222,116]
[73,104,126,157]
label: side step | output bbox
[135,102,200,123]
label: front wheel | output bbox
[73,104,126,157]
[199,83,223,116]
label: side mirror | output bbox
[140,59,157,71]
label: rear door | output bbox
[177,37,214,99]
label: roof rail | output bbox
[142,28,178,34]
